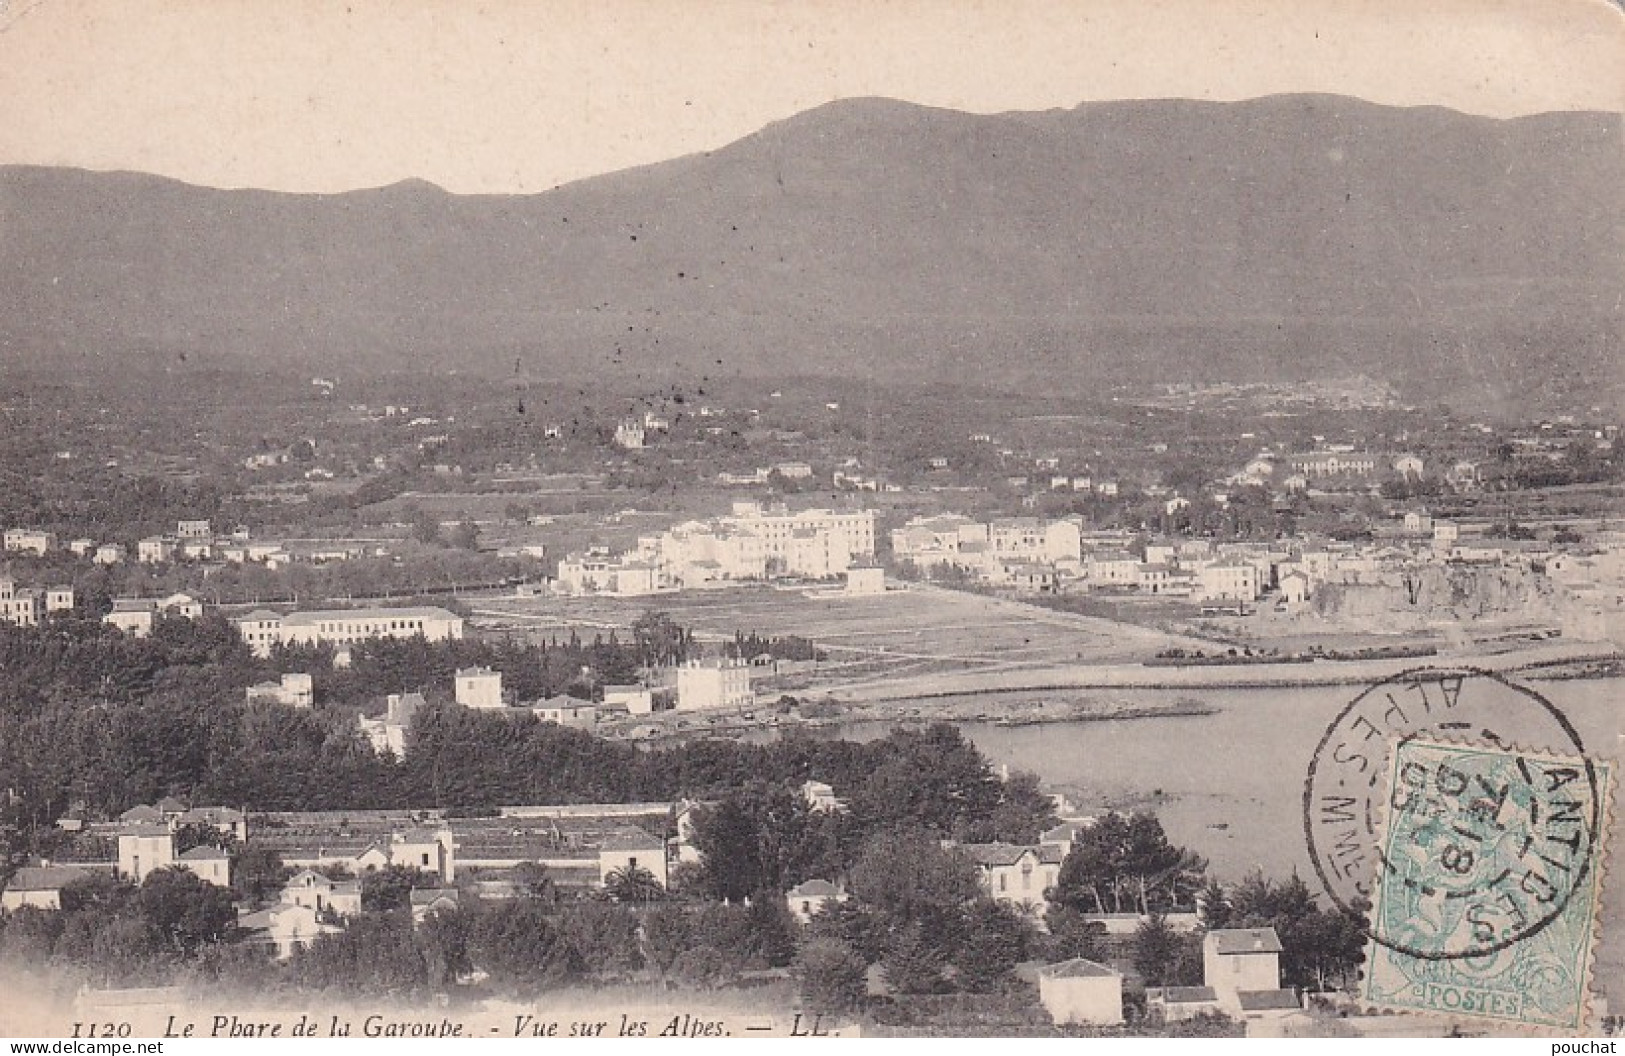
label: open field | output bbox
[467,583,1622,703]
[466,582,1215,687]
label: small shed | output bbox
[1037,958,1124,1026]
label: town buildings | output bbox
[1286,451,1378,478]
[554,502,876,594]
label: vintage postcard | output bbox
[0,0,1621,1042]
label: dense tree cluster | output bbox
[0,616,1050,874]
[793,829,1034,1004]
[0,869,235,988]
[1048,812,1209,916]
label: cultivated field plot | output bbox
[466,583,1209,689]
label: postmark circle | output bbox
[1301,666,1602,960]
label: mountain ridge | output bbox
[2,93,1620,411]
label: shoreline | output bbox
[817,641,1622,704]
[604,644,1621,744]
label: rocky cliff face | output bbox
[1314,566,1560,626]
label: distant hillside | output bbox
[1,94,1619,411]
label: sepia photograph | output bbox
[0,0,1621,1041]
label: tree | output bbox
[851,725,1003,837]
[879,922,945,994]
[631,610,690,667]
[639,904,693,981]
[1052,812,1207,915]
[965,769,1058,844]
[468,900,581,988]
[361,864,435,912]
[669,944,744,989]
[410,510,442,546]
[173,821,236,857]
[745,891,799,968]
[1229,871,1365,990]
[1133,913,1180,986]
[138,867,236,955]
[845,827,981,926]
[690,782,835,902]
[416,905,472,987]
[293,912,429,994]
[951,899,1033,992]
[1197,877,1233,930]
[448,520,481,551]
[511,861,555,902]
[603,864,665,904]
[1042,904,1107,962]
[795,937,868,1014]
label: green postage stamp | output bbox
[1360,737,1613,1031]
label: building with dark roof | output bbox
[956,841,1064,919]
[1,864,109,911]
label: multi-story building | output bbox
[117,825,176,883]
[650,523,766,585]
[455,666,504,709]
[1086,551,1141,587]
[990,518,1080,563]
[0,578,49,627]
[613,419,646,449]
[722,502,876,566]
[675,659,754,711]
[959,842,1065,919]
[137,536,174,563]
[233,605,464,657]
[2,529,53,556]
[358,692,427,756]
[1287,451,1378,478]
[890,514,991,572]
[556,549,661,597]
[1194,558,1263,602]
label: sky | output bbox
[0,0,1620,194]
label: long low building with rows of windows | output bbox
[233,605,464,657]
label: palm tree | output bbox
[603,864,665,903]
